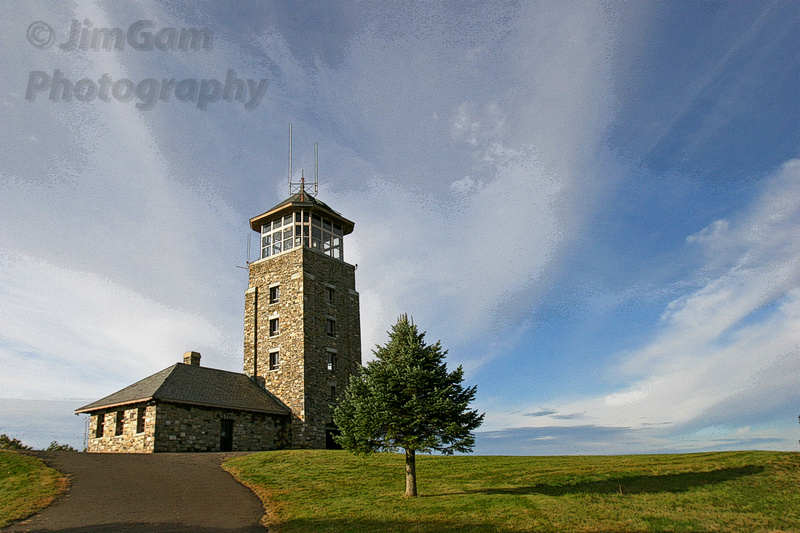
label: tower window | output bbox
[269,285,280,304]
[330,385,337,402]
[326,286,335,305]
[269,350,280,371]
[327,351,337,372]
[269,318,280,336]
[326,318,336,337]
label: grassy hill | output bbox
[0,450,67,528]
[224,450,800,532]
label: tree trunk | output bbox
[405,448,418,497]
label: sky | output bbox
[0,1,798,454]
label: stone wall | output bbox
[87,402,290,453]
[152,402,290,452]
[87,403,155,453]
[244,244,361,449]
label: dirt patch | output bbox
[3,451,268,532]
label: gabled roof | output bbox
[249,190,355,234]
[75,364,290,416]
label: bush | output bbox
[0,434,31,451]
[45,441,77,452]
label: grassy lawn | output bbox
[0,450,67,528]
[225,450,800,532]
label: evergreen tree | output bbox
[333,314,484,496]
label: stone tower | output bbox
[243,185,361,449]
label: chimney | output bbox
[183,351,201,366]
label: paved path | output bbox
[4,451,267,532]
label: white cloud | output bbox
[0,251,233,399]
[492,160,800,444]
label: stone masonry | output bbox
[244,245,361,448]
[88,402,289,453]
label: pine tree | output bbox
[333,314,484,496]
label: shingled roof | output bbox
[249,190,355,234]
[75,364,290,415]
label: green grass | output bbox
[224,450,800,532]
[0,450,67,528]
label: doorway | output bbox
[220,419,233,451]
[325,427,342,450]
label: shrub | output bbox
[45,441,77,452]
[0,434,31,451]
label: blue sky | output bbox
[1,1,798,454]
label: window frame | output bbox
[115,410,125,436]
[269,285,280,305]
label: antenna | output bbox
[236,233,251,270]
[288,126,319,196]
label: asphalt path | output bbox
[4,451,268,532]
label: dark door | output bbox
[325,428,342,450]
[220,419,233,451]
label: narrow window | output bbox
[115,410,125,436]
[270,318,280,336]
[136,407,146,434]
[269,350,280,371]
[269,285,280,304]
[326,286,335,305]
[330,385,337,402]
[95,413,105,438]
[327,351,337,372]
[326,318,336,337]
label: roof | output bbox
[249,190,355,234]
[75,364,291,415]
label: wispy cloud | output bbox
[492,160,800,446]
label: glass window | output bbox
[283,228,292,240]
[262,224,270,233]
[312,227,322,240]
[136,407,146,434]
[269,318,279,336]
[312,214,321,226]
[269,286,279,304]
[295,212,302,222]
[323,219,331,231]
[327,352,336,371]
[269,351,280,370]
[115,410,125,436]
[284,214,292,226]
[333,224,342,236]
[263,247,271,259]
[273,242,281,254]
[303,212,309,222]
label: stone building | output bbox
[76,187,361,452]
[75,351,291,452]
[244,187,362,448]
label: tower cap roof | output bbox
[249,191,354,234]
